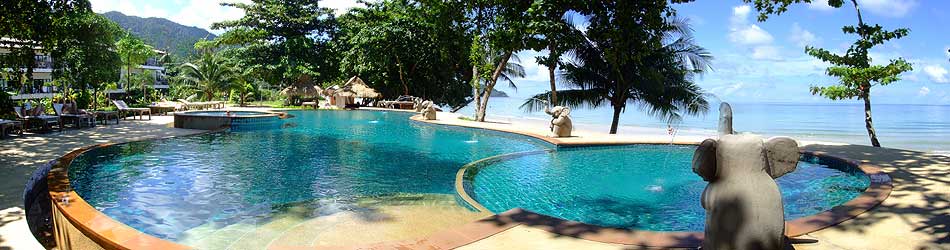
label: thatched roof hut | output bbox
[339,76,380,98]
[280,82,324,97]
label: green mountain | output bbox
[101,11,216,59]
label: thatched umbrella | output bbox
[341,76,380,98]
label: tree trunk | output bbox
[471,65,481,119]
[863,92,881,147]
[396,55,409,95]
[609,105,622,134]
[547,43,558,104]
[475,51,513,122]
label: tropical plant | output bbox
[177,52,238,101]
[746,0,913,147]
[50,12,122,108]
[116,33,157,98]
[336,0,474,108]
[525,0,584,104]
[466,1,534,122]
[212,0,339,88]
[521,3,712,134]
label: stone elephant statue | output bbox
[692,134,800,250]
[544,106,572,137]
[421,100,436,120]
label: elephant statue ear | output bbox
[692,139,718,182]
[765,136,800,179]
[560,107,570,116]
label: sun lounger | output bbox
[0,119,24,138]
[112,100,152,120]
[148,101,183,115]
[14,106,62,131]
[53,103,95,128]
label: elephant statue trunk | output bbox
[544,106,572,137]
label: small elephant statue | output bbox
[544,106,572,137]
[412,98,424,112]
[421,100,437,120]
[692,134,800,250]
[719,102,734,136]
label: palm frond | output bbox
[519,89,607,112]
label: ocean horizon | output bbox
[456,97,950,154]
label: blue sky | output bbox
[90,0,950,104]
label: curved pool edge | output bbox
[411,112,892,248]
[47,129,224,250]
[45,109,893,250]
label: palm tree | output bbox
[471,51,526,120]
[177,52,238,101]
[521,17,712,134]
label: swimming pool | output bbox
[64,110,872,248]
[461,145,869,231]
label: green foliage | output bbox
[101,11,216,58]
[0,0,93,95]
[749,0,911,147]
[212,0,339,88]
[176,52,238,101]
[522,1,711,134]
[51,12,123,101]
[116,33,157,90]
[744,0,843,21]
[336,0,474,107]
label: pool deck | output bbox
[0,108,947,249]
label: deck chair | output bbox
[112,100,152,120]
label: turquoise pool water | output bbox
[69,111,549,241]
[68,110,869,243]
[465,145,869,231]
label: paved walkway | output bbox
[0,116,203,250]
[1,109,947,250]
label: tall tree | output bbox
[115,33,157,99]
[336,0,474,107]
[522,1,712,134]
[747,0,913,147]
[525,0,582,105]
[212,0,339,88]
[0,0,91,95]
[467,0,533,122]
[51,12,122,109]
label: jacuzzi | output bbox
[173,110,282,130]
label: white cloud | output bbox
[751,46,782,60]
[89,0,365,34]
[729,5,773,45]
[730,25,774,45]
[858,0,916,18]
[730,5,751,25]
[172,0,250,34]
[918,86,931,96]
[90,0,169,18]
[789,23,818,48]
[807,1,837,11]
[924,65,949,83]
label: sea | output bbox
[456,96,950,154]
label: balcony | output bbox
[34,55,52,69]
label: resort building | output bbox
[107,49,170,96]
[0,39,56,100]
[0,39,170,100]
